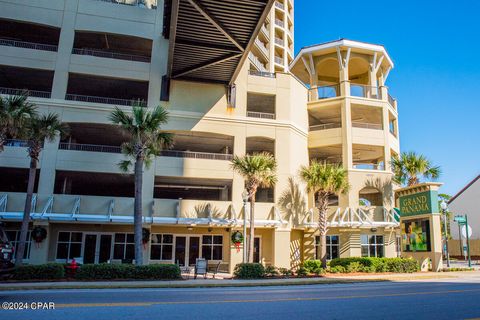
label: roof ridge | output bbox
[448,174,480,204]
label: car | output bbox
[0,222,15,278]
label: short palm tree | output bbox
[391,151,441,186]
[231,152,277,263]
[110,105,173,266]
[16,113,68,266]
[0,93,36,152]
[299,161,349,267]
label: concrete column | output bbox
[142,161,155,217]
[273,229,290,268]
[142,224,151,265]
[28,222,50,264]
[229,228,244,273]
[37,135,61,195]
[51,0,78,99]
[382,105,392,171]
[339,68,350,97]
[147,8,168,107]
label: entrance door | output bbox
[175,236,201,267]
[83,234,97,264]
[175,236,186,266]
[253,237,261,263]
[188,236,200,266]
[99,234,112,263]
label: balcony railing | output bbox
[352,122,383,130]
[309,84,340,101]
[353,163,385,171]
[247,111,276,120]
[72,48,150,62]
[309,123,341,131]
[248,70,276,78]
[261,25,270,38]
[95,0,157,9]
[275,19,285,28]
[160,150,233,161]
[275,1,285,10]
[248,52,267,72]
[254,39,269,57]
[274,56,283,65]
[274,37,284,46]
[350,84,382,100]
[0,38,58,52]
[59,142,122,154]
[388,94,396,109]
[65,94,147,107]
[0,87,51,98]
[4,139,29,147]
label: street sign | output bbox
[454,216,466,224]
[461,225,473,238]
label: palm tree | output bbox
[16,113,68,266]
[391,151,441,186]
[0,93,36,152]
[231,152,277,263]
[110,105,173,266]
[299,161,349,267]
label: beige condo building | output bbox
[0,0,400,272]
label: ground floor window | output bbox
[361,235,384,258]
[315,235,339,260]
[150,234,173,260]
[201,235,223,260]
[113,233,135,261]
[56,231,82,260]
[6,230,32,260]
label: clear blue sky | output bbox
[294,0,480,196]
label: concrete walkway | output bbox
[1,271,477,291]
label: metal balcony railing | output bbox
[4,139,29,147]
[65,94,147,107]
[254,39,269,57]
[275,1,285,10]
[261,25,270,38]
[59,142,122,153]
[309,84,340,101]
[160,150,233,161]
[248,70,276,78]
[353,163,385,171]
[350,84,382,100]
[95,0,157,9]
[309,123,341,131]
[352,122,383,130]
[388,93,396,109]
[274,56,283,65]
[247,111,276,120]
[274,37,284,46]
[72,48,150,62]
[248,52,267,72]
[0,38,58,52]
[0,87,51,98]
[275,19,285,28]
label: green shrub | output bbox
[330,257,419,273]
[346,261,363,273]
[13,263,65,280]
[329,266,346,273]
[75,263,181,280]
[264,265,279,277]
[278,267,293,277]
[296,267,308,277]
[233,263,265,279]
[312,267,325,276]
[384,258,419,273]
[302,260,322,274]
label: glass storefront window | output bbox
[315,235,339,260]
[202,235,223,260]
[361,234,384,257]
[150,234,174,260]
[56,231,82,260]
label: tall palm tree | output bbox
[110,105,173,266]
[231,152,277,263]
[0,93,36,152]
[16,113,68,266]
[391,151,441,186]
[299,161,349,267]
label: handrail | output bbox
[248,52,267,72]
[65,93,147,107]
[274,37,284,46]
[352,122,383,130]
[350,84,382,100]
[4,139,29,147]
[274,56,283,65]
[309,84,340,101]
[94,0,157,9]
[309,123,341,131]
[72,48,150,62]
[274,19,285,28]
[247,111,276,120]
[160,150,233,161]
[248,70,275,78]
[0,87,51,98]
[275,1,285,10]
[254,39,269,56]
[261,25,270,38]
[353,163,385,171]
[388,93,396,109]
[0,38,58,52]
[59,142,122,154]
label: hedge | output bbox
[12,263,65,280]
[329,257,419,273]
[233,263,265,279]
[75,263,181,280]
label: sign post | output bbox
[454,215,472,268]
[466,215,471,268]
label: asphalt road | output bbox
[2,275,480,320]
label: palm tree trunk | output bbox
[16,156,37,266]
[133,157,144,266]
[248,195,256,263]
[317,192,329,268]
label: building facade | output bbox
[0,0,400,271]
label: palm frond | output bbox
[118,160,132,173]
[231,152,278,194]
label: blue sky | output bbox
[294,0,480,196]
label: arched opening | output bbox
[246,136,275,156]
[314,57,340,99]
[358,187,383,206]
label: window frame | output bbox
[201,234,223,261]
[150,233,174,261]
[6,230,32,261]
[315,235,340,260]
[361,234,384,258]
[113,232,135,261]
[55,231,83,261]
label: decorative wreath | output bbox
[142,228,150,245]
[31,226,47,244]
[231,231,244,252]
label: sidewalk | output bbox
[1,271,476,291]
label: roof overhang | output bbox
[164,0,274,85]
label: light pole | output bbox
[242,189,249,264]
[440,200,450,267]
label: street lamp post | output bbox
[242,189,249,264]
[440,200,450,268]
